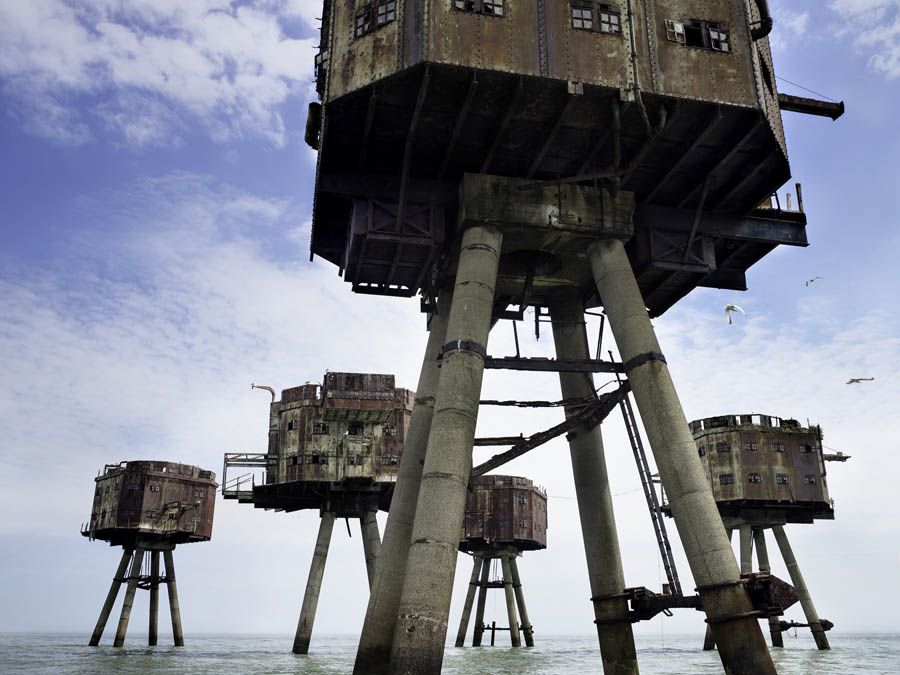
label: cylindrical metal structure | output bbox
[164,550,184,646]
[772,525,830,650]
[500,555,521,648]
[455,556,484,647]
[360,511,382,591]
[549,292,638,674]
[739,525,754,575]
[472,557,491,647]
[149,551,160,646]
[588,238,776,675]
[89,547,132,646]
[294,512,336,654]
[754,529,784,648]
[703,528,733,651]
[354,294,451,674]
[389,224,503,674]
[509,556,534,648]
[113,547,145,648]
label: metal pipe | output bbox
[772,525,830,650]
[164,550,184,646]
[500,555,521,648]
[353,292,451,674]
[509,556,534,647]
[703,528,733,651]
[588,238,776,675]
[455,556,483,647]
[294,512,336,654]
[149,551,160,646]
[113,547,145,648]
[752,0,773,41]
[549,291,638,673]
[754,529,784,648]
[472,557,491,647]
[389,224,503,674]
[89,547,132,646]
[739,525,754,575]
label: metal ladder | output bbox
[619,392,683,597]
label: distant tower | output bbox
[222,372,413,654]
[82,461,217,647]
[689,414,842,651]
[454,475,547,649]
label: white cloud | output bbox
[830,0,900,78]
[0,0,318,147]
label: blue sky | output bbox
[1,0,899,643]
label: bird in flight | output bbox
[846,378,874,385]
[725,304,745,324]
[806,276,822,287]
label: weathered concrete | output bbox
[550,291,638,674]
[113,547,145,647]
[588,239,777,675]
[149,551,160,647]
[500,555,522,647]
[508,556,534,648]
[294,512,336,654]
[89,547,132,646]
[472,557,491,647]
[754,529,784,648]
[388,224,503,674]
[739,525,754,575]
[455,556,484,647]
[703,529,733,651]
[773,525,830,650]
[164,550,184,646]
[353,294,451,674]
[360,511,382,591]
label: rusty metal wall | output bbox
[88,461,217,542]
[461,475,548,551]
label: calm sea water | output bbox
[1,632,897,674]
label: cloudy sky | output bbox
[1,0,899,650]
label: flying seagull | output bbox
[846,378,874,385]
[806,276,822,287]
[725,304,745,325]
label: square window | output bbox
[716,442,731,453]
[376,0,396,26]
[709,24,730,52]
[598,5,621,34]
[776,474,789,485]
[572,6,593,31]
[698,445,706,457]
[313,422,328,435]
[773,442,786,453]
[799,444,814,454]
[747,473,762,484]
[355,5,373,38]
[744,441,758,451]
[803,475,817,485]
[719,473,734,485]
[483,0,504,16]
[665,19,686,44]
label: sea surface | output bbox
[1,632,897,674]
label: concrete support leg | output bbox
[588,239,776,675]
[773,525,830,650]
[388,224,503,675]
[472,557,491,647]
[509,556,534,647]
[549,292,638,674]
[89,547,132,646]
[293,512,336,654]
[739,525,754,575]
[149,551,160,647]
[360,511,382,592]
[703,529,733,651]
[113,547,145,648]
[164,550,184,646]
[754,529,784,648]
[500,555,521,648]
[455,556,484,647]
[353,293,451,674]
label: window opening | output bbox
[666,18,730,53]
[799,444,814,454]
[698,445,706,457]
[348,421,365,435]
[776,474,789,485]
[744,441,758,452]
[802,475,817,485]
[747,473,762,484]
[376,0,397,26]
[709,23,730,52]
[455,0,504,17]
[572,4,593,31]
[719,473,735,485]
[149,484,161,493]
[355,5,373,38]
[598,4,621,34]
[313,422,328,435]
[772,442,785,453]
[716,441,731,453]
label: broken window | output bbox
[149,484,161,493]
[708,23,730,52]
[799,444,814,454]
[698,445,706,457]
[744,441,758,452]
[772,442,785,453]
[380,455,399,466]
[666,18,730,53]
[776,474,789,485]
[376,0,397,26]
[348,421,364,435]
[665,19,686,44]
[802,475,817,485]
[313,422,328,435]
[287,420,294,431]
[747,473,762,484]
[354,5,373,38]
[719,473,735,485]
[347,454,364,466]
[308,455,328,465]
[454,0,504,17]
[383,425,397,437]
[716,441,731,453]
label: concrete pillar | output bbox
[703,528,733,651]
[754,529,784,648]
[739,525,754,575]
[454,556,483,647]
[89,547,132,646]
[360,511,382,591]
[772,525,830,650]
[500,554,521,647]
[353,293,451,674]
[509,556,534,647]
[113,547,145,647]
[388,224,503,674]
[149,551,160,646]
[293,512,336,654]
[549,292,638,674]
[588,239,776,675]
[472,556,491,647]
[164,550,184,646]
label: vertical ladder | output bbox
[619,392,683,597]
